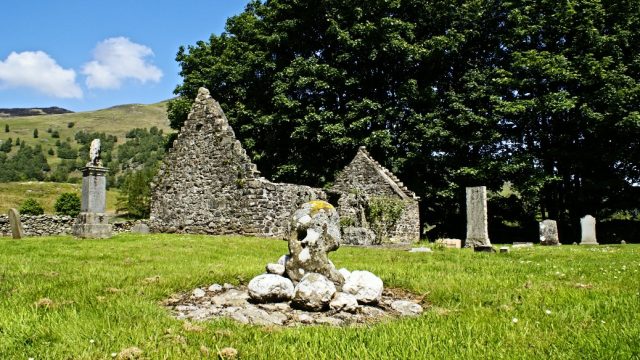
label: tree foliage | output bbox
[54,192,81,217]
[20,198,44,215]
[171,0,640,238]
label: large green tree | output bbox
[494,0,640,225]
[171,0,640,238]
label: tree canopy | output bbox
[170,0,640,239]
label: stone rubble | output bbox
[165,283,425,327]
[166,200,424,326]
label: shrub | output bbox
[20,198,45,215]
[54,192,81,217]
[67,122,74,128]
[33,129,38,138]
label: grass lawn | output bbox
[0,234,638,359]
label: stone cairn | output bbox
[166,201,424,326]
[72,139,112,239]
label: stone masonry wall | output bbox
[0,215,140,237]
[149,88,325,237]
[0,215,74,236]
[332,147,420,243]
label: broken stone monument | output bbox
[579,215,598,245]
[8,208,24,239]
[466,186,490,247]
[285,201,345,286]
[166,200,424,326]
[72,139,112,239]
[539,219,560,246]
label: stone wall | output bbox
[0,215,140,237]
[149,88,325,237]
[332,147,420,243]
[0,215,74,236]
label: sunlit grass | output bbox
[0,181,119,214]
[0,234,638,359]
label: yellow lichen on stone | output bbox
[308,200,334,215]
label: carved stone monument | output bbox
[8,208,24,239]
[579,215,598,245]
[72,139,112,238]
[539,219,560,246]
[466,186,490,247]
[285,201,345,286]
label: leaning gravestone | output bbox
[8,208,25,239]
[539,219,560,246]
[72,139,112,239]
[580,215,598,245]
[466,186,490,247]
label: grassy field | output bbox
[0,234,638,359]
[0,102,172,166]
[0,182,120,214]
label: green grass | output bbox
[0,182,120,214]
[0,102,172,167]
[0,235,638,359]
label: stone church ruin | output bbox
[150,88,420,244]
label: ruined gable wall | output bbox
[332,147,420,243]
[149,88,324,237]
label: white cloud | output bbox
[0,51,83,98]
[82,37,163,89]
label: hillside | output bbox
[0,101,172,167]
[0,182,119,214]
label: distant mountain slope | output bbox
[0,101,173,167]
[0,107,73,117]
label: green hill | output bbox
[0,182,119,214]
[0,101,172,167]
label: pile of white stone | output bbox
[167,201,423,326]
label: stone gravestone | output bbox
[466,186,490,247]
[8,208,25,239]
[436,238,462,249]
[72,139,112,238]
[580,215,598,245]
[539,220,560,246]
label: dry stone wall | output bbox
[0,215,141,237]
[332,147,420,243]
[149,88,325,237]
[0,215,74,236]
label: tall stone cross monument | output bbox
[72,139,112,238]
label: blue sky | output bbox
[0,0,248,111]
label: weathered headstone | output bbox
[8,208,24,239]
[466,186,490,247]
[579,215,598,245]
[72,140,112,239]
[436,238,462,249]
[539,219,560,246]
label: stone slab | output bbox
[80,166,108,213]
[473,245,496,253]
[436,238,462,248]
[580,215,598,245]
[466,186,490,247]
[8,208,24,239]
[539,219,560,245]
[73,212,112,239]
[408,247,432,253]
